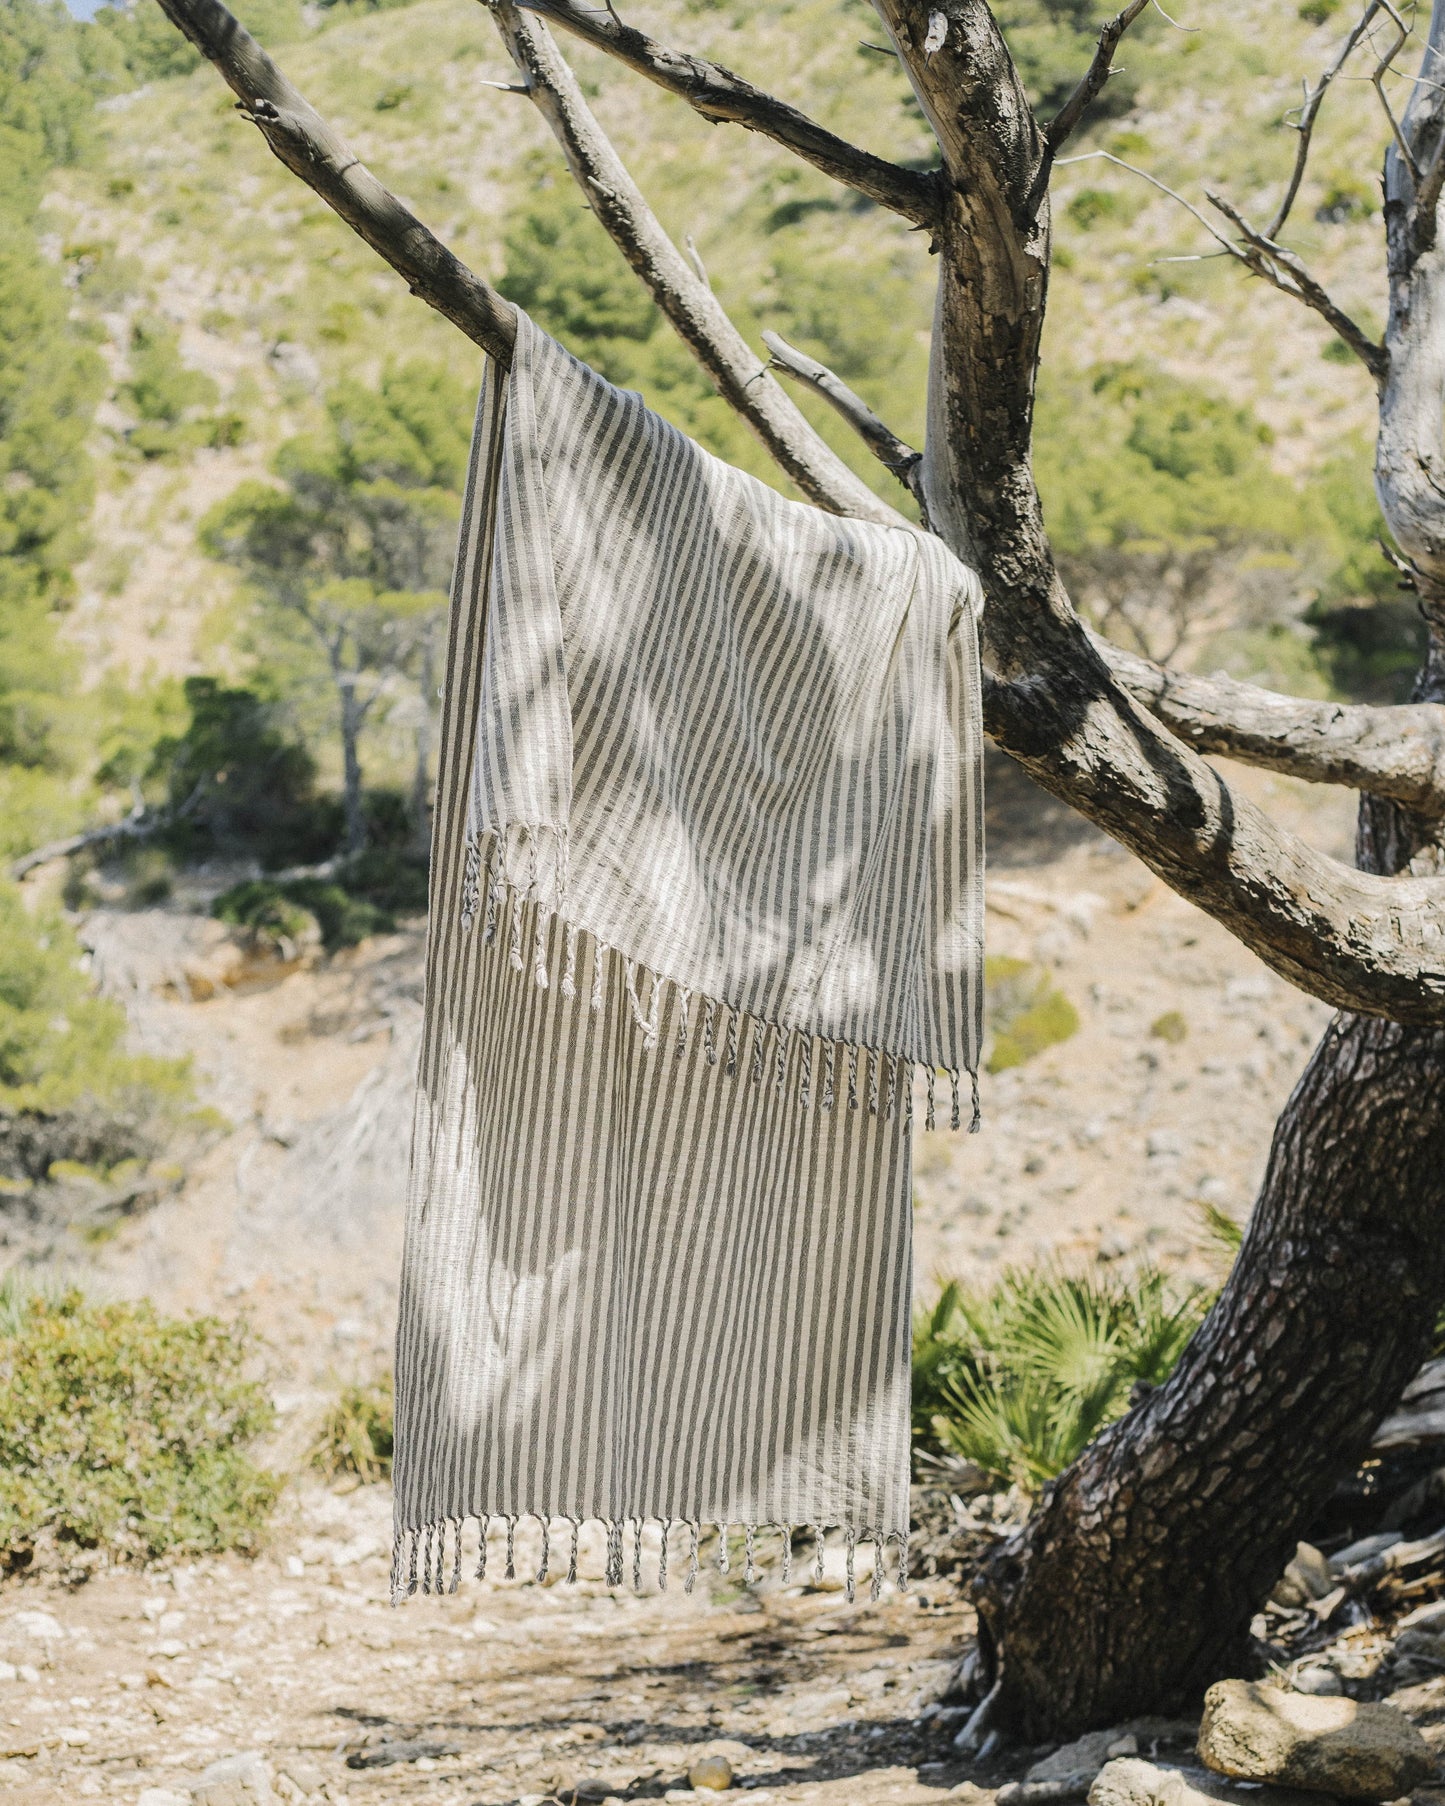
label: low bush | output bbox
[311,1370,393,1484]
[212,830,427,955]
[0,885,191,1179]
[912,1265,1210,1491]
[0,1281,279,1568]
[985,956,1080,1073]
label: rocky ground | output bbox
[0,753,1402,1806]
[0,1478,984,1806]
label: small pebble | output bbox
[1292,1666,1344,1696]
[689,1754,734,1792]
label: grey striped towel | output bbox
[393,313,985,1603]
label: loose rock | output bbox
[999,1722,1202,1805]
[689,1754,735,1791]
[1290,1668,1344,1698]
[345,1738,458,1769]
[1271,1544,1335,1608]
[190,1750,275,1806]
[1197,1680,1430,1800]
[1090,1758,1333,1806]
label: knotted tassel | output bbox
[475,1517,489,1583]
[685,1522,700,1595]
[703,998,717,1065]
[504,1515,517,1581]
[567,1518,580,1586]
[561,925,578,1001]
[509,891,525,972]
[675,988,692,1056]
[822,1041,836,1110]
[537,1518,550,1586]
[926,1068,937,1131]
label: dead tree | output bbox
[154,0,1445,1734]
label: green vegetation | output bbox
[985,956,1080,1074]
[1150,1009,1188,1044]
[912,1266,1210,1490]
[121,314,242,459]
[0,884,189,1152]
[200,364,463,852]
[311,1369,394,1483]
[0,1279,279,1567]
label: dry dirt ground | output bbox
[0,757,1369,1804]
[0,1482,987,1806]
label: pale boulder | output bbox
[1197,1681,1430,1801]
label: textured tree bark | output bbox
[970,6,1445,1728]
[975,1007,1445,1734]
[974,604,1445,1737]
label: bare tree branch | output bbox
[1267,0,1383,237]
[489,3,904,524]
[760,330,926,511]
[152,0,517,362]
[1046,0,1150,156]
[1205,191,1388,382]
[1374,0,1424,183]
[1098,635,1445,811]
[983,648,1445,1024]
[510,0,939,226]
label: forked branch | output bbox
[1267,0,1383,237]
[490,1,904,524]
[1206,192,1389,382]
[151,0,517,362]
[510,0,939,226]
[1046,0,1150,156]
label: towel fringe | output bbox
[456,830,979,1131]
[391,1513,909,1605]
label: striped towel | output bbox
[393,313,985,1602]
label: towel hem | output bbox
[390,1513,910,1605]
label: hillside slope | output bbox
[40,0,1393,696]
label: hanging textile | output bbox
[392,312,985,1601]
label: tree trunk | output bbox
[409,635,435,859]
[977,629,1445,1737]
[339,674,367,856]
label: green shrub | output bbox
[312,1370,393,1484]
[212,874,393,952]
[0,1282,279,1567]
[1150,1009,1187,1044]
[986,956,1080,1073]
[913,1266,1209,1490]
[0,884,190,1126]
